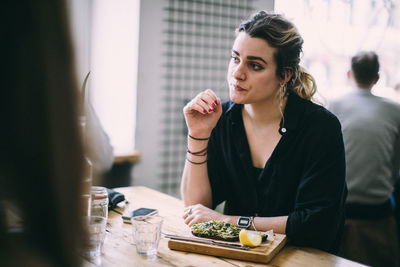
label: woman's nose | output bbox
[232,64,246,81]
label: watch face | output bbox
[238,217,251,228]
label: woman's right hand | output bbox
[183,89,222,137]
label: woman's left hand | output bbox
[182,204,226,226]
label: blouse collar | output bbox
[225,92,307,134]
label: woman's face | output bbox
[227,32,282,105]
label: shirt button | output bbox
[281,128,287,133]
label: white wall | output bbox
[90,0,139,155]
[132,0,166,190]
[68,0,92,85]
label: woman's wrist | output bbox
[188,134,209,141]
[186,133,209,165]
[222,215,239,226]
[187,130,212,140]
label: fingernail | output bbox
[208,109,212,112]
[214,100,218,105]
[203,109,207,114]
[212,103,216,108]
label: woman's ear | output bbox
[283,70,293,84]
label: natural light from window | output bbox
[275,0,400,104]
[90,0,140,155]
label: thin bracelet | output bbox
[188,134,210,141]
[251,216,257,232]
[186,146,208,156]
[186,157,207,165]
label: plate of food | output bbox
[191,220,242,241]
[191,220,268,244]
[167,220,287,263]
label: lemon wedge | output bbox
[239,229,262,247]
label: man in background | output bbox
[330,51,400,267]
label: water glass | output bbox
[82,216,107,266]
[131,215,163,256]
[91,186,108,219]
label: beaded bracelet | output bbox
[186,157,207,165]
[188,134,210,141]
[186,146,208,156]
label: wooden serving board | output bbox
[168,233,287,264]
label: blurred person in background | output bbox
[392,81,400,259]
[181,11,347,254]
[394,82,400,104]
[0,0,87,266]
[330,51,400,267]
[83,92,114,186]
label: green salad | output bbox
[191,220,241,240]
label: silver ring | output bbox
[188,207,192,215]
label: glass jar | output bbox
[91,186,109,219]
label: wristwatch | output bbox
[237,216,252,229]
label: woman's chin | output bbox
[229,92,245,104]
[230,99,244,104]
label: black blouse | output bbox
[207,93,347,254]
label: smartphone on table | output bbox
[122,208,158,223]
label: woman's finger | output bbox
[182,210,190,219]
[184,100,205,115]
[190,102,208,114]
[204,89,218,105]
[184,89,220,114]
[200,92,217,112]
[184,214,193,225]
[182,205,195,222]
[205,89,217,99]
[193,98,210,114]
[186,215,199,227]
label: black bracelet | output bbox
[186,146,208,156]
[188,134,210,141]
[186,157,208,165]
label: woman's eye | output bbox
[231,56,239,63]
[250,62,263,71]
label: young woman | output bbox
[181,11,347,254]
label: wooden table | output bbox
[99,186,366,267]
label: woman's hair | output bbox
[1,1,85,266]
[237,11,316,100]
[351,51,380,86]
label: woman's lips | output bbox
[233,84,246,91]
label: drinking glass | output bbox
[82,216,107,266]
[131,215,163,257]
[91,186,108,219]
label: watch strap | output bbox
[250,216,257,231]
